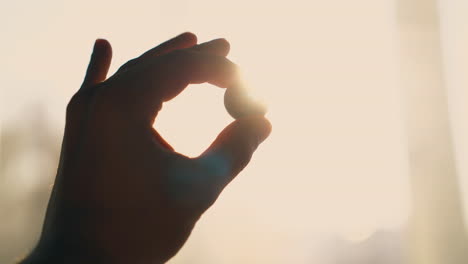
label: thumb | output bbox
[81,38,112,88]
[196,116,272,191]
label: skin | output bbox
[21,32,271,264]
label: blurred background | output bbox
[1,0,468,263]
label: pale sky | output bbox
[2,0,468,263]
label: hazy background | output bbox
[1,0,468,263]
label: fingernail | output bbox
[94,38,105,48]
[178,32,197,42]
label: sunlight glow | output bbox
[155,2,411,253]
[8,0,468,263]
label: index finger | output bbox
[118,49,240,124]
[117,32,198,72]
[147,49,240,103]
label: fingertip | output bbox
[95,38,110,49]
[211,38,230,57]
[210,115,271,156]
[94,38,113,58]
[259,117,273,139]
[82,38,113,88]
[95,38,108,45]
[178,32,198,45]
[216,38,230,54]
[191,37,231,57]
[238,115,272,143]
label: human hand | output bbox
[27,33,271,264]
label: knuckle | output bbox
[117,58,137,72]
[66,92,87,117]
[169,49,191,61]
[65,86,101,121]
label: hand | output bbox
[27,33,271,264]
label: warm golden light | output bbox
[2,0,468,263]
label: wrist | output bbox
[19,234,105,264]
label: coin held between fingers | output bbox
[224,83,267,119]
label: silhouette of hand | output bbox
[31,33,271,264]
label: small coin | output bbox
[224,83,267,119]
